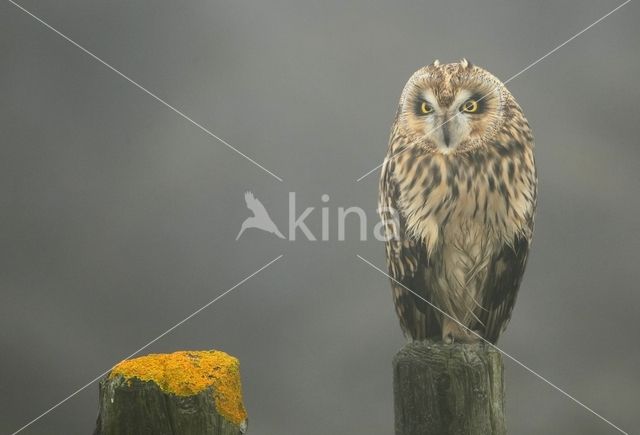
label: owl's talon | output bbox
[442,319,483,344]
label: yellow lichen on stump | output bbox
[110,350,247,425]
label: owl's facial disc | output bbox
[408,86,500,154]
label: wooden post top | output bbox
[393,341,506,435]
[95,350,248,435]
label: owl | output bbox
[379,59,536,344]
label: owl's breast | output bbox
[395,150,534,254]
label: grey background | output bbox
[1,0,638,434]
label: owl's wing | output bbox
[477,228,533,344]
[379,157,440,341]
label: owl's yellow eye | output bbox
[420,101,433,114]
[460,99,479,113]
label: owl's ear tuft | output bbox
[460,58,473,69]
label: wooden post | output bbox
[393,341,506,435]
[94,350,248,435]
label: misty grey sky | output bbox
[1,0,639,434]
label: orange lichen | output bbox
[110,350,247,425]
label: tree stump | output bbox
[94,350,248,435]
[393,341,505,435]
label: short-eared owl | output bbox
[379,60,536,344]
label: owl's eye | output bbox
[460,99,479,113]
[419,101,433,115]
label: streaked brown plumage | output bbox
[379,60,536,344]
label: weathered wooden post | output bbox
[94,350,248,435]
[393,341,505,435]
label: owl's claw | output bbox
[442,319,483,344]
[443,330,482,344]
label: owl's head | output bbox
[396,59,508,154]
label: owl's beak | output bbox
[441,124,451,147]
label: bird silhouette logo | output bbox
[236,191,285,240]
